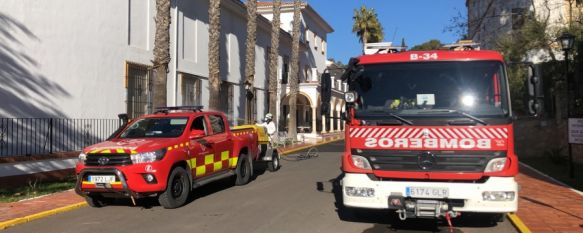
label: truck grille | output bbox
[85,153,132,166]
[356,150,504,172]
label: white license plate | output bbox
[406,187,449,198]
[89,175,116,184]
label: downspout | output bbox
[172,3,179,106]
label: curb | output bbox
[507,213,532,233]
[0,202,87,230]
[0,137,344,231]
[279,137,344,155]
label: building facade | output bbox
[0,0,339,135]
[467,0,581,61]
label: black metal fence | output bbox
[0,118,122,157]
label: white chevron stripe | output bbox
[349,128,360,137]
[459,128,473,138]
[452,129,466,138]
[389,128,403,138]
[496,128,508,138]
[354,128,365,137]
[413,129,425,138]
[489,128,502,138]
[431,128,444,139]
[393,128,407,138]
[360,128,373,138]
[474,128,488,138]
[374,128,386,138]
[364,128,379,138]
[438,128,451,139]
[445,129,458,139]
[381,128,394,138]
[482,129,494,139]
[467,128,481,139]
[400,128,414,138]
[503,128,508,133]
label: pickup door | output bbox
[205,114,234,173]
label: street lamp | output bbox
[557,32,576,178]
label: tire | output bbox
[85,195,110,208]
[235,154,252,185]
[158,167,190,209]
[267,150,280,172]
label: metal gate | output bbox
[126,63,152,119]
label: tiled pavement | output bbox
[515,164,583,233]
[4,135,583,233]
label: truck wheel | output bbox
[158,167,190,209]
[85,195,109,208]
[235,154,252,185]
[267,150,280,172]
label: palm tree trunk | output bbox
[268,0,281,123]
[287,0,301,139]
[152,0,171,110]
[208,0,221,110]
[244,0,257,123]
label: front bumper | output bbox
[342,173,518,213]
[75,164,169,198]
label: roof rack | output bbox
[364,42,406,55]
[155,106,204,114]
[443,40,480,51]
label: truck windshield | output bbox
[352,61,509,117]
[119,117,188,138]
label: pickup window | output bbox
[209,115,225,134]
[191,116,208,135]
[119,117,188,138]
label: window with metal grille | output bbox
[219,82,233,120]
[126,62,152,119]
[181,73,201,106]
[282,57,289,84]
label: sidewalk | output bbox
[0,133,344,229]
[515,163,583,232]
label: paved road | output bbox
[5,141,516,233]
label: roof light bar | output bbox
[155,106,204,113]
[364,42,407,55]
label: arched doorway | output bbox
[280,93,313,134]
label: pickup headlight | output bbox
[78,153,87,163]
[131,149,166,164]
[484,158,507,172]
[351,155,372,170]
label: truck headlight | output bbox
[482,191,515,201]
[484,158,507,172]
[345,186,375,197]
[131,149,166,164]
[351,155,372,170]
[78,153,87,163]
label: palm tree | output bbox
[352,5,384,53]
[208,0,221,110]
[268,0,282,123]
[152,0,171,110]
[287,0,301,139]
[244,0,257,123]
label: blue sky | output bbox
[308,0,467,63]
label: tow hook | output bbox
[397,209,407,220]
[445,211,460,233]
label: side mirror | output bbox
[320,73,332,115]
[189,130,205,139]
[524,64,543,117]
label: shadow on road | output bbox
[316,173,504,232]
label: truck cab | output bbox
[75,106,271,209]
[330,42,519,222]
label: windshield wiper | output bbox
[420,109,488,125]
[358,110,414,125]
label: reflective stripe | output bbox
[195,166,206,177]
[230,157,238,168]
[101,149,111,154]
[213,161,222,171]
[221,151,229,161]
[116,149,125,154]
[204,154,214,165]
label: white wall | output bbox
[0,0,154,118]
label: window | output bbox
[314,36,319,50]
[322,40,326,54]
[282,57,289,84]
[126,62,152,119]
[512,8,527,30]
[208,115,225,134]
[190,116,208,135]
[219,82,233,119]
[181,73,201,106]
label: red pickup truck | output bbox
[75,106,269,209]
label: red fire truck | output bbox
[75,106,279,209]
[326,42,526,224]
